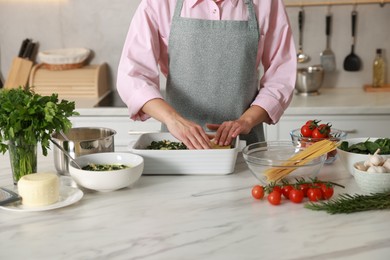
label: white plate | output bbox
[0,185,83,212]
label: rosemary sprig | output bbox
[305,192,390,214]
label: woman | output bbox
[117,0,296,149]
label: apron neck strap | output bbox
[173,0,185,20]
[245,0,259,31]
[173,0,258,30]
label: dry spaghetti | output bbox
[264,139,339,182]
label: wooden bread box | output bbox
[29,63,110,99]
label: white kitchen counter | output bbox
[1,152,390,260]
[287,88,390,115]
[72,88,390,116]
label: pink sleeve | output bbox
[252,0,296,124]
[116,1,164,121]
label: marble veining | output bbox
[1,152,390,260]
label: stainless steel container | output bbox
[52,127,116,175]
[295,65,324,96]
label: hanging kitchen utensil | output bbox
[320,13,336,72]
[343,10,361,71]
[4,39,35,89]
[297,8,310,63]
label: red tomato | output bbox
[272,186,282,194]
[300,125,314,137]
[320,183,334,200]
[312,123,331,139]
[307,187,323,202]
[251,185,265,200]
[282,185,293,199]
[267,190,282,205]
[312,128,327,139]
[299,184,310,197]
[305,119,320,127]
[289,188,304,203]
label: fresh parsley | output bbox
[0,87,79,156]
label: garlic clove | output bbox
[366,166,387,174]
[364,160,373,167]
[354,162,368,171]
[383,158,390,171]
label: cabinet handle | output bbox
[340,129,357,134]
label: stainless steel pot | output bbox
[295,65,324,96]
[51,127,116,175]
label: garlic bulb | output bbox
[364,149,385,167]
[383,158,390,171]
[366,166,388,174]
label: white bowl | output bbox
[337,138,390,176]
[353,162,390,193]
[69,152,144,192]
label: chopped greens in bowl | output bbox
[82,163,130,171]
[339,138,390,155]
[147,140,187,150]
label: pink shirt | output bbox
[117,0,296,124]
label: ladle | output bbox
[343,10,361,71]
[50,138,82,169]
[297,8,310,63]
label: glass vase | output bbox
[8,139,37,185]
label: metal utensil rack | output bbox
[285,0,389,7]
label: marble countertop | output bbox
[72,88,390,117]
[1,152,390,260]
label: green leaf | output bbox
[0,87,78,156]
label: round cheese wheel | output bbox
[18,173,60,207]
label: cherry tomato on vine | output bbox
[289,188,304,203]
[299,183,310,197]
[312,123,331,139]
[312,128,327,139]
[251,185,265,200]
[267,190,282,205]
[282,185,293,199]
[320,183,334,200]
[271,185,282,194]
[300,125,314,137]
[307,187,323,202]
[305,119,320,127]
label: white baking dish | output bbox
[129,132,245,175]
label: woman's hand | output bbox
[207,119,251,146]
[166,116,212,150]
[207,105,271,146]
[141,99,211,149]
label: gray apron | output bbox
[165,0,264,144]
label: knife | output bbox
[23,41,36,60]
[18,38,31,58]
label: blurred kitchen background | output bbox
[0,0,389,92]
